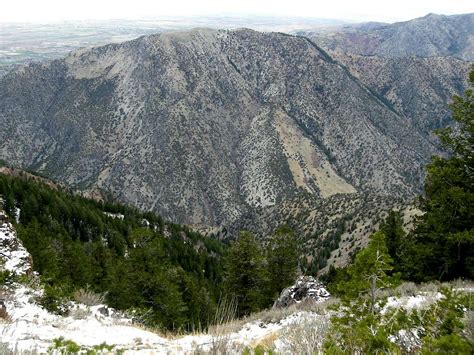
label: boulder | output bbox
[273,276,330,308]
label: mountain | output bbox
[300,13,474,60]
[330,53,471,136]
[0,16,347,77]
[0,28,469,228]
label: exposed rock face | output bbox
[0,210,33,276]
[302,13,474,60]
[274,276,330,308]
[0,28,468,226]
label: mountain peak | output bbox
[0,25,470,227]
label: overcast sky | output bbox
[1,0,473,23]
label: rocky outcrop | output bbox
[0,210,33,276]
[274,276,330,308]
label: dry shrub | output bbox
[73,286,105,306]
[0,288,11,322]
[278,315,331,354]
[253,332,279,350]
[418,282,440,294]
[394,282,418,297]
[0,306,10,322]
[465,310,474,346]
[0,288,13,303]
[208,297,238,354]
[443,278,474,291]
[296,297,339,314]
[259,305,297,325]
[70,307,92,320]
[207,296,238,336]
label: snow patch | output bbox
[0,211,32,275]
[0,284,168,353]
[383,292,443,314]
[0,280,330,353]
[103,212,125,220]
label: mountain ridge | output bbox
[0,28,469,227]
[299,12,474,60]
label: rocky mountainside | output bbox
[301,13,474,60]
[0,28,469,227]
[330,53,471,136]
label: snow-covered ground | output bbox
[1,208,472,354]
[1,284,170,353]
[383,293,443,313]
[0,281,329,353]
[1,282,463,354]
[0,211,31,276]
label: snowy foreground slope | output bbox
[1,210,470,353]
[0,281,449,354]
[0,209,330,353]
[1,282,328,353]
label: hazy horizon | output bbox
[1,0,473,24]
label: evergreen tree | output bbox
[0,173,226,331]
[224,231,268,316]
[406,67,474,281]
[380,210,405,272]
[336,231,398,309]
[266,225,299,301]
[324,231,399,353]
[3,191,15,218]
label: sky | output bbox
[1,0,473,23]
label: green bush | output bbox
[0,270,13,285]
[49,337,81,354]
[37,284,71,315]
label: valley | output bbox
[0,9,473,353]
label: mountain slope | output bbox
[0,28,465,226]
[330,53,471,136]
[301,13,474,60]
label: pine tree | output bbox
[337,231,398,309]
[380,210,405,272]
[224,231,268,315]
[324,231,399,353]
[406,67,474,281]
[266,225,299,301]
[0,173,225,330]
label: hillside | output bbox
[0,171,226,331]
[301,13,474,60]
[0,28,468,228]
